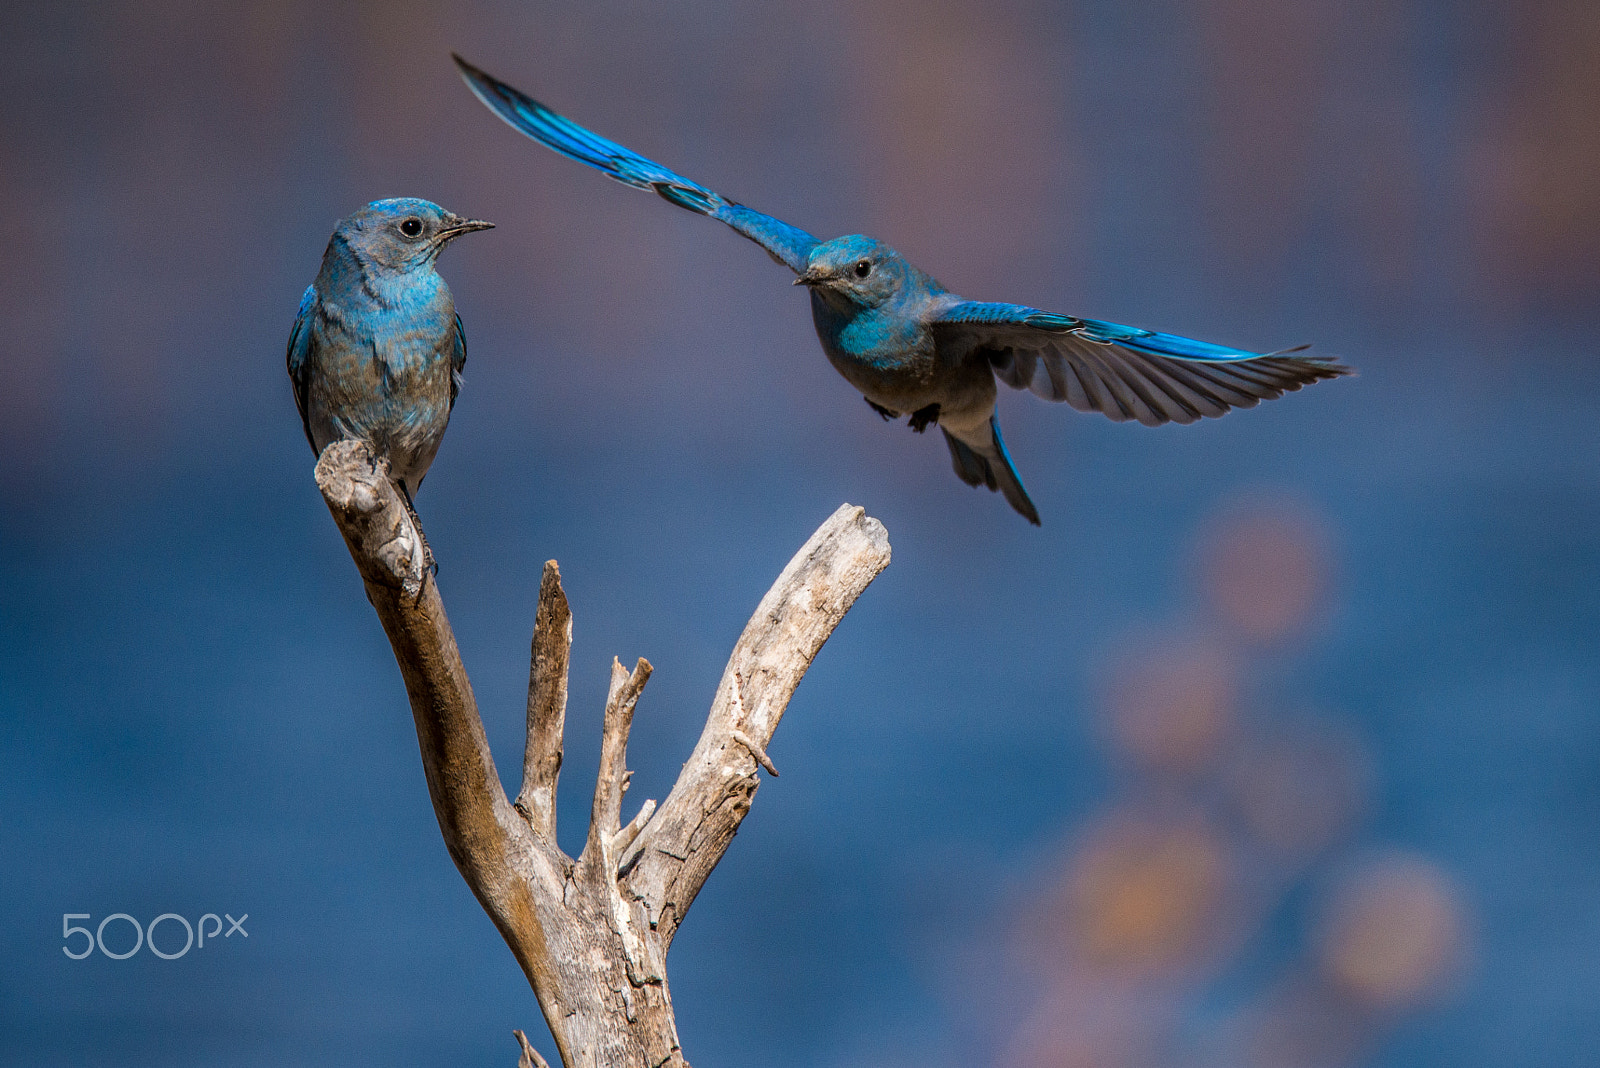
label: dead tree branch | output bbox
[314,439,891,1068]
[518,562,571,837]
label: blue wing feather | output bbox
[454,55,819,274]
[286,284,318,448]
[450,312,467,410]
[934,302,1305,362]
[932,300,1348,427]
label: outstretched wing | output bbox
[285,284,318,449]
[932,301,1351,427]
[454,55,819,274]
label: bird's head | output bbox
[336,198,494,273]
[795,235,908,309]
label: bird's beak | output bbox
[793,267,826,287]
[438,216,496,241]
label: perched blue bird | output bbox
[287,197,492,563]
[455,57,1349,525]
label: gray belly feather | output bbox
[305,332,454,493]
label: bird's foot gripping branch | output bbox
[314,439,891,1068]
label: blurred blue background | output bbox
[2,1,1597,1065]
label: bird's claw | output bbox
[410,528,437,606]
[864,398,898,422]
[907,404,941,433]
[392,480,438,601]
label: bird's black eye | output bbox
[854,259,872,278]
[399,217,424,238]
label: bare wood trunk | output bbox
[314,440,890,1066]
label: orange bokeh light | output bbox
[1052,810,1241,978]
[1198,497,1332,645]
[1104,641,1239,778]
[1317,854,1469,1010]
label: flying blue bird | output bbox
[454,57,1349,525]
[287,197,493,565]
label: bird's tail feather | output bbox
[942,418,1041,525]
